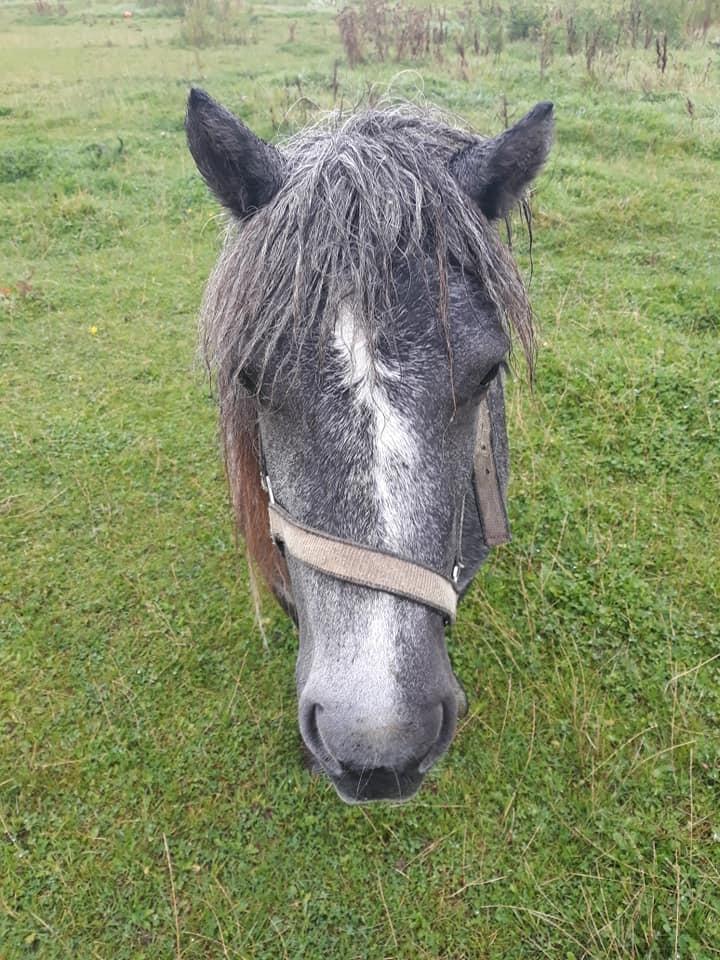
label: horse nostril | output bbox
[299,702,345,778]
[418,696,458,774]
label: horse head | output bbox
[186,89,553,802]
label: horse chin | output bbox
[301,744,422,804]
[330,767,426,805]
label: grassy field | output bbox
[1,0,719,956]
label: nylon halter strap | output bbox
[260,395,510,624]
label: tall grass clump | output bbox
[336,0,720,76]
[178,0,252,46]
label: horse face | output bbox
[186,90,553,802]
[257,271,510,802]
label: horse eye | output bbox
[478,363,500,390]
[236,367,257,394]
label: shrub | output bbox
[508,1,543,41]
[178,0,250,47]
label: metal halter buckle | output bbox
[263,474,275,505]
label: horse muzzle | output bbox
[299,694,460,803]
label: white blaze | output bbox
[332,303,420,718]
[334,303,417,551]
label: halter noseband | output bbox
[260,394,510,624]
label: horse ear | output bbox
[451,101,554,221]
[185,87,285,218]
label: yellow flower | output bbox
[89,325,98,335]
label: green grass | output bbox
[1,1,719,957]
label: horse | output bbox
[185,88,554,803]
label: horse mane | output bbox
[221,392,291,612]
[200,102,535,603]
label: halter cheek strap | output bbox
[473,397,511,547]
[260,394,510,623]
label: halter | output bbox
[259,393,510,624]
